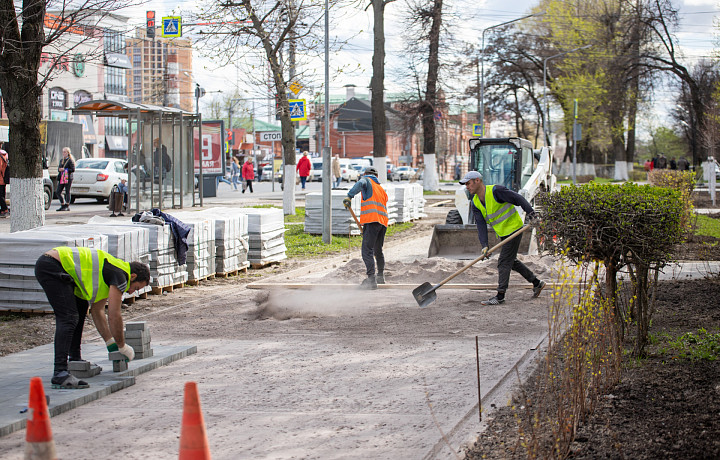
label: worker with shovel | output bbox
[459,171,546,305]
[343,166,389,290]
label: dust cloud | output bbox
[253,288,375,320]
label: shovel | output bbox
[344,202,363,232]
[412,225,531,307]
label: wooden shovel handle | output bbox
[345,204,363,232]
[434,225,531,288]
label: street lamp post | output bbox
[479,12,542,133]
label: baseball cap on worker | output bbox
[364,167,378,176]
[459,171,483,184]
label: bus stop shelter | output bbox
[72,100,205,213]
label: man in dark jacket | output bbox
[460,171,546,305]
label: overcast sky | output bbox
[119,0,718,123]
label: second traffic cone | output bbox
[24,376,57,460]
[179,381,211,460]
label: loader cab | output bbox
[468,137,535,192]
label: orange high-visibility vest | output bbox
[360,178,389,227]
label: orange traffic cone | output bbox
[24,377,57,460]
[179,381,211,460]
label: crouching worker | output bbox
[34,247,151,389]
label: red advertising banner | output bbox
[194,120,225,175]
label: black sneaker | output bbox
[376,273,385,284]
[359,276,377,290]
[481,296,505,306]
[532,280,547,298]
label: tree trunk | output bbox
[371,0,388,183]
[0,0,46,231]
[421,0,442,191]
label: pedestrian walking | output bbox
[343,167,388,290]
[34,247,150,389]
[670,157,677,170]
[231,157,241,191]
[242,157,255,193]
[57,147,75,211]
[0,149,8,217]
[297,151,311,190]
[677,157,689,171]
[459,171,547,305]
[332,155,342,188]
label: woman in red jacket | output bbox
[241,158,255,193]
[296,151,311,190]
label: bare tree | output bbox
[0,0,139,231]
[368,0,397,182]
[191,0,350,214]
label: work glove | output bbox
[342,197,352,208]
[480,246,489,258]
[527,213,542,227]
[106,338,119,352]
[118,344,135,362]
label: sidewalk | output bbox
[0,343,197,437]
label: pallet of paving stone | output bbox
[0,232,108,313]
[216,261,250,278]
[167,212,216,282]
[303,191,362,236]
[235,208,287,265]
[191,208,250,275]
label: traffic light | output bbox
[146,11,156,38]
[226,129,234,145]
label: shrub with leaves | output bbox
[648,169,695,232]
[538,183,686,355]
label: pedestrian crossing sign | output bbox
[472,124,483,136]
[288,99,307,121]
[162,17,182,38]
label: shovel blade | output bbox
[412,282,438,308]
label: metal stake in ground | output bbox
[412,225,531,307]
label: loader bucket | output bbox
[428,225,485,259]
[428,224,535,258]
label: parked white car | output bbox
[396,166,414,180]
[70,158,127,203]
[338,159,359,181]
[309,159,323,181]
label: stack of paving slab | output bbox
[125,321,153,360]
[391,183,426,222]
[235,207,287,265]
[197,207,250,274]
[0,230,108,313]
[89,216,188,290]
[167,211,216,282]
[381,184,398,226]
[304,191,362,236]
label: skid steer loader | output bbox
[428,137,557,258]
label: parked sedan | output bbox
[387,164,399,181]
[70,158,127,203]
[396,166,414,180]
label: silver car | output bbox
[70,158,128,203]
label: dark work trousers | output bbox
[0,184,7,212]
[361,222,387,277]
[496,229,537,295]
[244,179,254,193]
[34,255,89,374]
[57,180,72,206]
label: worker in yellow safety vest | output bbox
[343,166,389,289]
[34,247,151,389]
[459,171,547,305]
